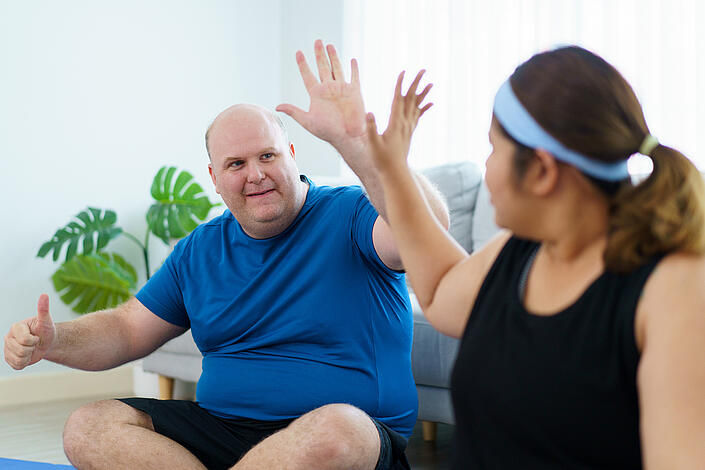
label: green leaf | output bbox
[151,166,166,200]
[96,252,137,289]
[147,166,219,244]
[37,208,123,263]
[37,241,53,258]
[51,253,136,314]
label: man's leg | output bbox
[63,399,206,470]
[233,403,381,470]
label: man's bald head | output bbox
[205,104,289,160]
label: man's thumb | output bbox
[276,104,307,125]
[37,294,52,324]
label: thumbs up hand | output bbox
[4,294,57,370]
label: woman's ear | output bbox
[526,149,560,196]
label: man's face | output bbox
[208,106,305,238]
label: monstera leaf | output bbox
[52,252,138,314]
[147,166,219,244]
[37,208,122,263]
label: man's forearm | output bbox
[339,141,449,229]
[44,309,136,371]
[411,172,450,230]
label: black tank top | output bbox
[450,237,662,469]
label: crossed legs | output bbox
[63,400,381,470]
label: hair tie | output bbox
[639,134,659,156]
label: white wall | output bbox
[0,0,345,381]
[278,0,345,176]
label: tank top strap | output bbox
[601,253,665,369]
[469,236,539,319]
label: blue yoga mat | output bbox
[0,458,75,469]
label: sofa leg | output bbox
[158,375,175,400]
[422,420,437,442]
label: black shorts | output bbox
[117,398,410,470]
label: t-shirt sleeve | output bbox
[350,189,404,278]
[135,238,190,328]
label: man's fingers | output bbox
[276,104,308,126]
[11,321,34,344]
[17,331,40,348]
[4,347,29,370]
[314,39,333,82]
[326,44,345,81]
[296,50,318,91]
[351,59,360,85]
[36,294,51,324]
[394,71,405,98]
[406,69,426,99]
[5,336,36,358]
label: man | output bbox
[3,41,447,470]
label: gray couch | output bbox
[142,161,500,441]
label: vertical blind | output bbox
[344,0,703,173]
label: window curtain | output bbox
[344,0,703,173]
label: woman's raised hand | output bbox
[366,70,433,173]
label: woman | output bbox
[365,47,705,468]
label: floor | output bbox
[0,396,453,469]
[406,420,454,469]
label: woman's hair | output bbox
[503,46,705,272]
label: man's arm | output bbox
[4,294,186,371]
[370,172,449,270]
[277,40,449,269]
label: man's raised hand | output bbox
[366,70,433,173]
[3,294,56,370]
[277,40,366,152]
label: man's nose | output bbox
[246,163,265,184]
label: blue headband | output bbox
[493,80,629,181]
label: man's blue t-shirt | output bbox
[136,179,417,436]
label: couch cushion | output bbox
[154,330,200,355]
[410,294,460,388]
[142,330,202,382]
[421,162,482,252]
[409,163,481,389]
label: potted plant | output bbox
[37,166,220,313]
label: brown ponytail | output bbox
[506,46,705,272]
[606,144,705,271]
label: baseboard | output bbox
[0,365,134,407]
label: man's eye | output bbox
[230,161,244,167]
[261,153,274,160]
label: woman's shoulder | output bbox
[645,251,705,295]
[636,251,705,349]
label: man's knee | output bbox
[63,399,152,461]
[290,404,380,466]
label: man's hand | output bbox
[277,39,366,155]
[366,70,433,174]
[4,294,56,370]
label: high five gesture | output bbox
[366,70,433,174]
[277,40,366,153]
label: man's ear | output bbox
[289,143,296,159]
[527,149,559,196]
[208,163,220,194]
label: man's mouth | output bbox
[245,189,276,198]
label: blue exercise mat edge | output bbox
[0,457,75,469]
